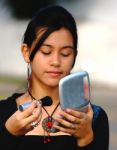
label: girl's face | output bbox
[30,28,75,88]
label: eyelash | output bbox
[61,53,71,57]
[41,51,51,55]
[41,50,71,57]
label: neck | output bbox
[29,83,59,105]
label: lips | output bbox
[46,71,62,77]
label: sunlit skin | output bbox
[5,28,93,147]
[30,28,75,92]
[19,27,75,102]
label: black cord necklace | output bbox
[28,90,60,142]
[42,102,60,133]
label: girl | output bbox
[0,5,109,150]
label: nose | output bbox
[50,52,60,67]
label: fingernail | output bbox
[37,100,42,106]
[56,114,63,119]
[65,108,71,112]
[32,100,37,104]
[71,124,76,129]
[53,121,59,125]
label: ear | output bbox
[21,43,30,63]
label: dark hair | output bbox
[23,5,78,64]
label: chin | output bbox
[46,82,59,88]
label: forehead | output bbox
[41,28,74,46]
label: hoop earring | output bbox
[27,63,31,89]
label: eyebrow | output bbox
[42,44,74,50]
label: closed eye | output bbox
[61,53,71,57]
[41,51,51,55]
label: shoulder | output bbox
[0,93,22,111]
[0,95,12,107]
[92,104,108,118]
[91,104,109,126]
[0,93,17,104]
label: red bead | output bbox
[44,140,47,144]
[46,121,53,127]
[47,138,51,142]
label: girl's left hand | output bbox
[53,104,94,146]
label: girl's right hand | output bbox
[5,101,42,136]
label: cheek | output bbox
[63,58,74,71]
[32,54,45,66]
[31,57,43,73]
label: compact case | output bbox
[59,71,91,112]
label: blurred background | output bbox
[0,0,117,149]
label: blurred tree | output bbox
[5,0,56,19]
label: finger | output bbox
[65,108,86,119]
[25,123,34,131]
[54,115,77,129]
[36,112,42,123]
[58,111,81,124]
[32,103,42,115]
[21,101,39,118]
[30,113,42,129]
[23,106,42,125]
[53,123,75,135]
[87,104,93,118]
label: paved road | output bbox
[0,82,117,150]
